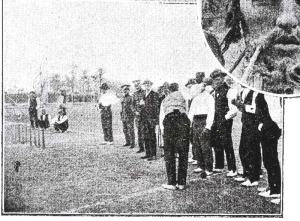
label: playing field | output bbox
[3,101,283,215]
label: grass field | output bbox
[3,102,283,215]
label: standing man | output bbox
[120,85,135,148]
[98,83,116,145]
[28,91,40,129]
[160,83,190,190]
[256,94,281,202]
[235,88,262,186]
[210,69,238,177]
[140,80,160,161]
[132,80,146,153]
[188,82,215,177]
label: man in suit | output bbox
[210,69,238,177]
[256,94,281,201]
[140,79,160,161]
[132,80,146,153]
[234,88,262,186]
[120,84,135,148]
[28,91,40,129]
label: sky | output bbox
[3,0,222,92]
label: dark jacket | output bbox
[121,94,135,121]
[132,89,146,114]
[39,114,50,129]
[256,94,281,140]
[141,90,160,124]
[213,83,230,123]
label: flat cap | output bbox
[142,79,153,85]
[210,69,227,79]
[185,79,197,87]
[121,84,131,90]
[100,83,109,90]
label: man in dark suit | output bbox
[140,80,160,161]
[132,80,146,153]
[39,108,50,129]
[234,88,261,186]
[120,84,135,148]
[210,69,237,176]
[256,94,281,201]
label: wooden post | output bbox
[34,129,37,146]
[41,129,45,149]
[18,124,21,143]
[37,129,41,147]
[25,126,28,144]
[29,127,32,146]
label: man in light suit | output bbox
[140,80,160,161]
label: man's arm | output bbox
[205,94,215,130]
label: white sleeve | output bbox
[159,102,165,132]
[188,99,195,123]
[225,89,238,120]
[205,95,215,130]
[180,87,192,101]
[57,115,68,124]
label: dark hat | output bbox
[210,69,227,79]
[121,84,130,90]
[100,83,109,90]
[142,79,153,85]
[185,79,197,87]
[169,83,179,92]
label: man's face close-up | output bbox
[212,76,224,89]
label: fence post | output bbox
[33,129,37,147]
[18,124,21,143]
[29,127,32,146]
[41,129,45,148]
[37,129,41,147]
[25,125,28,144]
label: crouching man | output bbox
[160,83,190,190]
[53,108,69,133]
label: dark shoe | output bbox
[141,155,149,159]
[123,143,130,147]
[136,149,144,153]
[147,156,157,161]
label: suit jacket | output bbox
[255,93,281,140]
[121,94,135,121]
[142,90,160,124]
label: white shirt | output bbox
[98,92,119,107]
[52,114,68,124]
[225,88,238,120]
[188,91,215,130]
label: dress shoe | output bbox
[213,168,223,173]
[147,156,157,161]
[141,155,149,159]
[161,184,177,190]
[101,141,108,145]
[234,177,246,182]
[107,142,114,145]
[177,185,185,190]
[258,190,280,198]
[188,158,195,163]
[136,149,144,153]
[193,168,203,173]
[227,170,238,177]
[123,143,130,147]
[205,171,213,176]
[257,187,269,192]
[271,198,281,204]
[129,145,135,149]
[240,180,258,187]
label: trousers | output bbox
[163,111,190,185]
[122,119,135,147]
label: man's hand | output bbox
[135,111,140,116]
[139,100,145,105]
[202,128,210,134]
[258,123,263,131]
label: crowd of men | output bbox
[96,69,282,205]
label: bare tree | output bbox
[65,65,78,103]
[49,74,63,94]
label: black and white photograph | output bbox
[0,0,290,217]
[202,0,300,95]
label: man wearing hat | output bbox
[210,69,238,176]
[132,80,146,153]
[120,84,135,148]
[140,79,160,161]
[195,72,205,84]
[53,107,69,133]
[98,83,116,145]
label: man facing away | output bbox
[210,69,238,177]
[140,80,160,161]
[160,83,190,190]
[188,82,215,178]
[120,84,135,148]
[132,80,146,153]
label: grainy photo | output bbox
[2,0,283,217]
[202,0,300,95]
